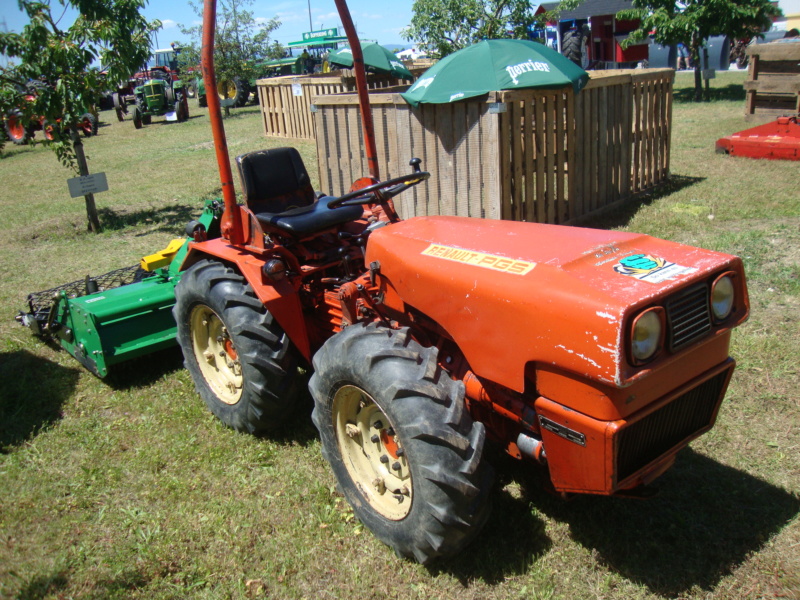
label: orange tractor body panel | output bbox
[365,216,748,393]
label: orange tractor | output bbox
[177,0,750,563]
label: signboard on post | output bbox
[67,172,108,198]
[302,28,339,41]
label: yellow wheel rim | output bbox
[190,305,242,405]
[333,385,412,520]
[217,79,237,101]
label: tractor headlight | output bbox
[711,273,735,322]
[630,307,664,364]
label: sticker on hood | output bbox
[613,253,697,283]
[422,244,535,275]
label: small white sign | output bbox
[292,83,303,97]
[703,69,716,80]
[165,110,178,121]
[67,172,108,198]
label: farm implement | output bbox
[17,0,751,565]
[17,201,221,377]
[716,115,800,160]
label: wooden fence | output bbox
[256,71,419,140]
[744,42,800,122]
[313,69,674,224]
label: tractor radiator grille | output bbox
[615,367,729,482]
[26,264,143,314]
[666,283,711,351]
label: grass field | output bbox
[1,71,798,600]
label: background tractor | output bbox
[130,67,190,129]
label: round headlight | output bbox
[631,309,663,363]
[711,274,735,321]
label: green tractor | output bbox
[131,67,190,128]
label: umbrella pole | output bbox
[334,0,380,180]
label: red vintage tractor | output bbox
[175,0,750,563]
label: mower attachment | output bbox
[715,116,800,161]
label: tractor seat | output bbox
[236,147,363,235]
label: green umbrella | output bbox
[328,42,414,79]
[401,39,589,107]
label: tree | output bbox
[403,0,537,58]
[618,0,781,101]
[0,0,161,231]
[178,0,283,106]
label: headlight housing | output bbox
[711,272,735,322]
[630,307,664,364]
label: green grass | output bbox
[1,72,798,599]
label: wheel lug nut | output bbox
[387,427,395,436]
[372,420,383,430]
[396,448,404,457]
[379,455,389,464]
[370,434,380,444]
[391,462,401,471]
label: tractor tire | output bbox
[165,84,175,106]
[78,113,98,137]
[235,79,250,107]
[142,114,152,125]
[132,105,143,129]
[112,93,126,122]
[186,81,197,99]
[174,259,300,434]
[198,93,207,108]
[43,120,57,141]
[562,28,588,68]
[5,109,32,145]
[309,323,493,565]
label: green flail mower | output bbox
[16,201,222,377]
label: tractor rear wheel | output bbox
[78,113,98,137]
[174,259,300,434]
[112,93,126,122]
[562,28,589,68]
[310,323,493,564]
[5,110,32,145]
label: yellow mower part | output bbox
[140,238,186,272]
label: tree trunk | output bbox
[71,127,101,233]
[691,32,703,102]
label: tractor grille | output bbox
[666,283,712,351]
[26,264,143,314]
[615,367,730,482]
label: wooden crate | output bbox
[312,69,674,225]
[744,42,800,122]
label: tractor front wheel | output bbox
[132,105,143,129]
[78,113,98,137]
[310,323,493,564]
[174,260,300,434]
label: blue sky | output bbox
[2,0,799,51]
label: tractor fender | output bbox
[180,239,311,360]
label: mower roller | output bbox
[716,115,800,160]
[17,201,221,377]
[17,0,751,565]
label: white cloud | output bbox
[160,19,178,28]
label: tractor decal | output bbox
[613,253,697,283]
[421,243,536,275]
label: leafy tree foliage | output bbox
[618,0,781,100]
[0,0,160,164]
[177,0,283,85]
[403,0,537,57]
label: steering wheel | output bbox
[327,170,430,208]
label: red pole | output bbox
[202,0,243,245]
[333,0,380,180]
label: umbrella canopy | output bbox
[401,39,589,107]
[328,42,414,79]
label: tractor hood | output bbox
[366,216,745,391]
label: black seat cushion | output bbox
[236,147,362,235]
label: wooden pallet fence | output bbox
[312,69,674,224]
[744,42,800,122]
[256,71,422,140]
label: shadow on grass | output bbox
[0,350,80,453]
[104,346,185,390]
[578,174,705,230]
[509,448,799,596]
[673,84,747,103]
[97,202,197,233]
[15,569,149,600]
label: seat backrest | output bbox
[235,147,316,214]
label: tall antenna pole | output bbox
[308,0,313,30]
